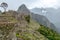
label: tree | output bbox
[0,10,2,13]
[0,2,8,12]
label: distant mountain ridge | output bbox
[30,8,60,33]
[31,13,56,31]
[30,7,60,24]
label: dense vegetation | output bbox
[25,15,30,23]
[37,24,60,40]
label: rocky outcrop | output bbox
[17,4,30,15]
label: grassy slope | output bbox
[0,12,60,40]
[0,12,48,40]
[15,19,49,40]
[37,24,60,40]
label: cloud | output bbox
[24,0,58,9]
[0,0,60,10]
[29,0,58,8]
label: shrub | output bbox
[25,15,30,23]
[16,33,20,37]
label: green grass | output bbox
[37,24,60,40]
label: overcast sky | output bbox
[0,0,60,10]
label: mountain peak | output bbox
[19,4,27,9]
[17,4,30,15]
